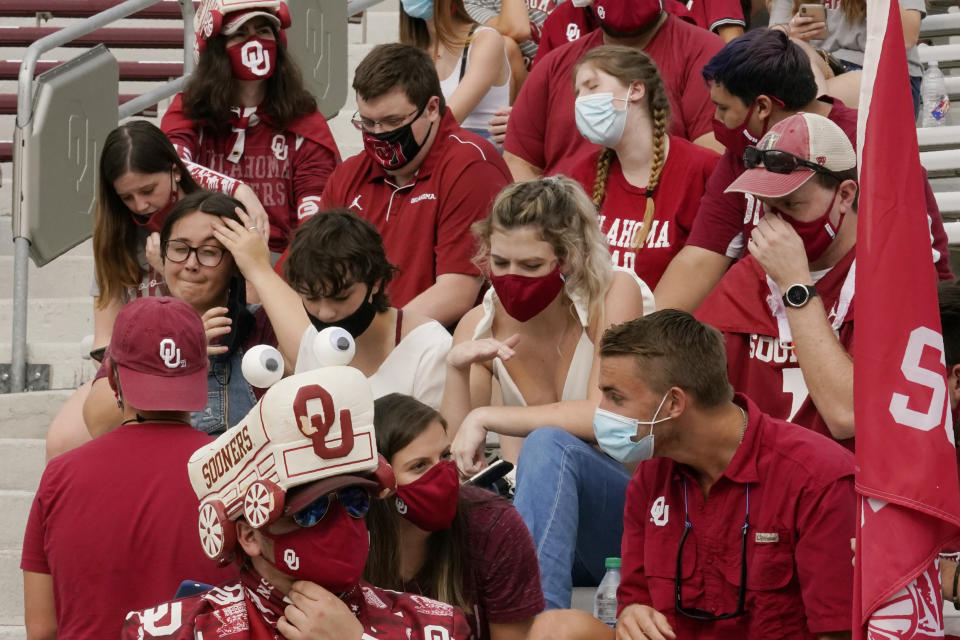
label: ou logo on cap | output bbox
[159,338,182,368]
[596,5,606,18]
[241,40,272,76]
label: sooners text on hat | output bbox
[188,329,395,566]
[110,297,208,412]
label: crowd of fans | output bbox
[20,0,960,638]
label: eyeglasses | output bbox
[291,486,371,528]
[351,106,421,132]
[743,146,843,182]
[163,240,226,267]
[675,481,749,621]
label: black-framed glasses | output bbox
[291,486,371,528]
[675,481,749,621]
[162,240,226,267]
[351,106,421,133]
[743,146,844,182]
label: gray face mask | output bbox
[594,392,671,463]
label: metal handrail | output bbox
[11,0,196,393]
[347,0,386,17]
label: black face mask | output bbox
[361,103,434,171]
[305,288,378,339]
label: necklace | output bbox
[737,406,747,445]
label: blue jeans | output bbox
[191,346,257,437]
[513,427,632,609]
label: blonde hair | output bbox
[575,45,671,251]
[473,176,613,326]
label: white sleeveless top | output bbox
[471,270,655,407]
[438,25,512,132]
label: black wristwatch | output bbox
[782,284,818,309]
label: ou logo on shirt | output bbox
[565,23,581,41]
[241,40,272,77]
[284,548,300,571]
[650,496,669,526]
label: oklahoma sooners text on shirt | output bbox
[569,137,719,288]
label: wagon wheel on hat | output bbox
[198,500,236,565]
[243,479,285,529]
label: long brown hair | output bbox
[93,121,200,307]
[182,29,317,130]
[575,45,671,250]
[364,394,483,612]
[399,0,478,57]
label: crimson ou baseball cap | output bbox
[110,297,209,412]
[725,112,856,199]
[593,0,664,33]
[220,8,282,36]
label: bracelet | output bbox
[953,560,960,610]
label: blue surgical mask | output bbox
[574,89,630,148]
[401,0,434,20]
[594,392,671,463]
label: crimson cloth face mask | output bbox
[129,176,177,233]
[227,37,277,80]
[361,104,432,171]
[776,186,841,262]
[263,502,369,594]
[712,101,763,160]
[394,460,459,531]
[491,264,565,322]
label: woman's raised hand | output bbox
[451,407,492,477]
[446,334,520,371]
[201,306,231,356]
[211,207,272,278]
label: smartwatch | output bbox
[782,284,818,309]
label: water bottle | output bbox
[919,61,951,127]
[594,557,621,627]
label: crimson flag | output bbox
[854,0,960,636]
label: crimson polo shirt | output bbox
[321,110,511,308]
[618,393,856,639]
[505,17,723,177]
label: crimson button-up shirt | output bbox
[618,393,856,639]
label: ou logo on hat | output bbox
[241,40,272,77]
[159,338,182,368]
[596,5,606,18]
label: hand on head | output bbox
[211,206,272,277]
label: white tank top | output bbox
[438,25,511,132]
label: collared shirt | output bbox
[321,110,511,308]
[618,394,856,639]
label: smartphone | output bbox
[466,459,514,487]
[799,3,827,23]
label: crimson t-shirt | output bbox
[568,137,720,288]
[618,394,856,639]
[21,423,233,639]
[162,94,341,253]
[686,97,952,279]
[505,17,723,177]
[696,249,857,450]
[320,110,511,308]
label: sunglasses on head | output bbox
[291,485,371,528]
[743,146,843,181]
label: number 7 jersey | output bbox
[696,249,856,451]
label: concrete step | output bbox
[0,440,44,492]
[0,390,72,439]
[0,626,25,640]
[0,549,24,627]
[0,297,92,343]
[0,490,32,551]
[0,342,98,390]
[0,255,93,298]
[0,230,92,258]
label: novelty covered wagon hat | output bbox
[194,0,291,55]
[188,329,395,566]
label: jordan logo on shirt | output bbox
[349,195,364,211]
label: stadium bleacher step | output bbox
[0,255,93,298]
[0,390,71,440]
[0,440,44,492]
[0,549,25,628]
[0,297,92,342]
[0,626,26,640]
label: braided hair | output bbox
[575,45,672,251]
